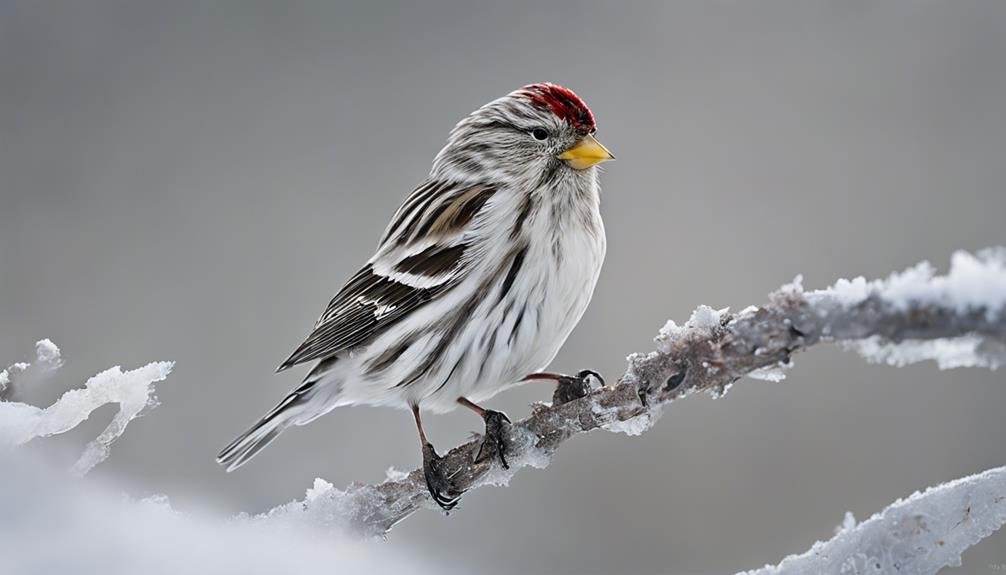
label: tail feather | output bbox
[217,384,314,472]
[218,360,344,472]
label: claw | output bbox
[523,370,604,405]
[552,370,603,405]
[422,442,463,511]
[576,369,605,387]
[474,410,511,470]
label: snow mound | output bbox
[0,453,444,575]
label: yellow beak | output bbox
[557,134,614,170]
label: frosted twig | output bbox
[738,465,1006,575]
[272,249,1006,536]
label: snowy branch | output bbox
[301,248,1006,536]
[738,465,1006,575]
[0,340,173,475]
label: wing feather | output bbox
[277,181,497,371]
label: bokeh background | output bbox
[2,1,1005,573]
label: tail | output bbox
[216,382,317,472]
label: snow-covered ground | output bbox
[1,453,448,575]
[0,341,448,575]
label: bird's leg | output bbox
[412,405,462,511]
[457,397,511,470]
[523,370,605,406]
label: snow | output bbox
[0,340,173,475]
[656,305,729,353]
[0,453,446,575]
[811,248,1006,319]
[804,248,1006,373]
[0,339,64,398]
[602,412,657,436]
[253,477,366,532]
[476,424,552,488]
[849,334,1005,370]
[590,398,660,436]
[824,276,874,307]
[256,417,558,536]
[738,465,1006,575]
[835,511,857,535]
[779,274,805,296]
[385,466,410,481]
[0,341,448,574]
[748,362,791,382]
[645,251,1001,386]
[34,337,63,369]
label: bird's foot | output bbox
[474,410,511,470]
[422,442,462,511]
[525,369,604,405]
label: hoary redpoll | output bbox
[218,83,613,509]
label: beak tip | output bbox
[558,134,615,169]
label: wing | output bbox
[276,181,497,371]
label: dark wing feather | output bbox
[276,266,442,370]
[276,181,496,372]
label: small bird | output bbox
[217,83,613,509]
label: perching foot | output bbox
[523,370,604,405]
[474,410,511,470]
[422,442,462,511]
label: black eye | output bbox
[531,128,549,141]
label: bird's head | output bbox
[431,83,613,183]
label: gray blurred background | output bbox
[2,1,1005,573]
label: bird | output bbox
[217,83,613,510]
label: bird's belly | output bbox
[420,228,604,411]
[343,212,604,414]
